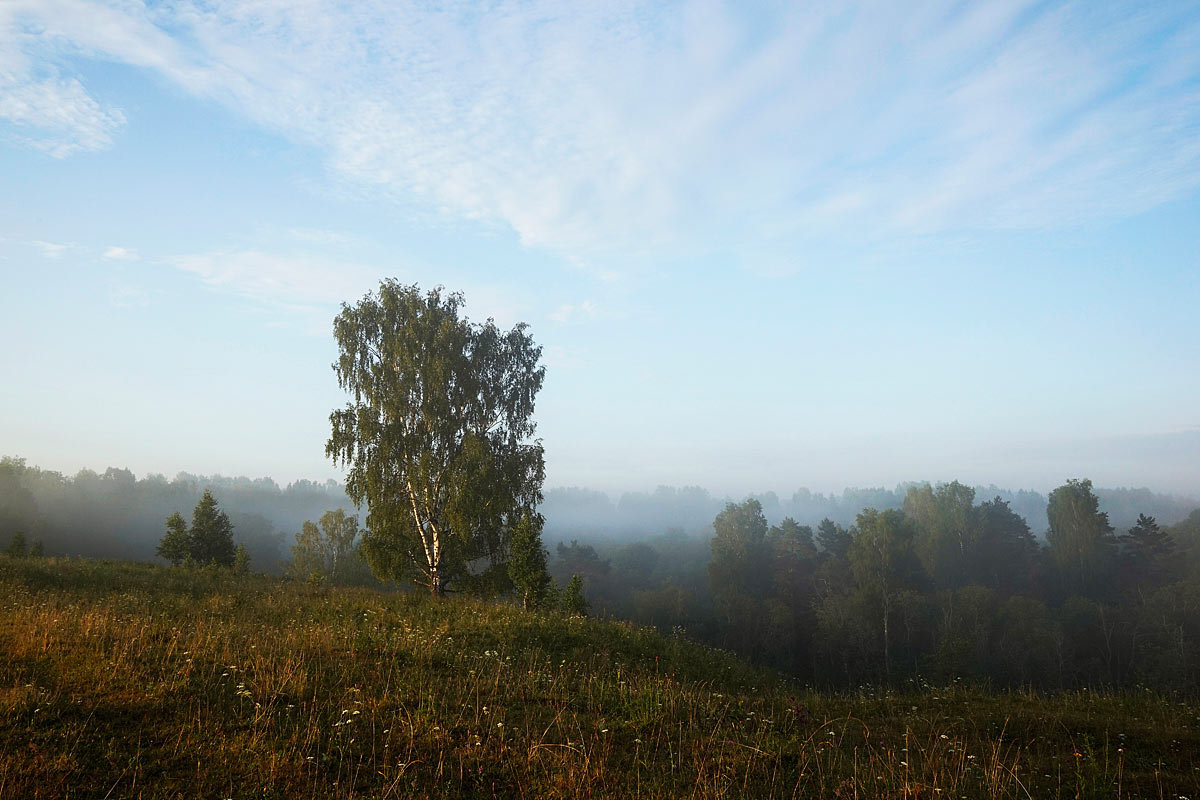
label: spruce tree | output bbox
[508,514,552,610]
[563,574,588,617]
[1120,513,1177,590]
[157,512,191,566]
[4,531,27,558]
[189,489,236,567]
[233,544,251,575]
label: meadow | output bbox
[1,556,1197,799]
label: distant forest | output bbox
[4,455,1200,690]
[3,455,1194,568]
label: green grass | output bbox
[1,556,1197,798]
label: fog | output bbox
[539,482,1198,544]
[4,455,1196,568]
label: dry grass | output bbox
[1,556,1197,799]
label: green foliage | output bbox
[319,508,363,583]
[972,496,1037,593]
[848,508,922,682]
[5,530,27,558]
[815,517,851,559]
[233,543,251,574]
[157,491,237,567]
[904,481,977,588]
[326,281,546,595]
[28,540,44,558]
[289,520,326,580]
[1047,478,1115,595]
[0,457,40,543]
[508,513,552,610]
[767,517,817,561]
[708,500,774,656]
[563,573,588,616]
[156,512,190,566]
[554,539,610,582]
[1119,513,1178,591]
[288,509,372,586]
[188,489,237,567]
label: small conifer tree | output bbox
[563,573,588,617]
[508,514,552,610]
[29,540,44,558]
[5,531,27,558]
[189,489,236,567]
[157,512,191,566]
[159,491,237,567]
[233,544,251,575]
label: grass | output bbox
[1,556,1198,799]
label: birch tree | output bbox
[327,281,545,596]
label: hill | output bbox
[1,557,1197,798]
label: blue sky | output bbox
[1,0,1198,496]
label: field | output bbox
[1,557,1197,799]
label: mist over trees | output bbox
[6,451,1200,688]
[540,481,1196,543]
[0,456,350,571]
[554,481,1200,691]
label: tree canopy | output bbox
[327,282,546,595]
[157,489,237,567]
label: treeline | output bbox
[560,480,1200,691]
[542,483,1196,540]
[0,456,350,571]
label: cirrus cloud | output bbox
[4,0,1199,259]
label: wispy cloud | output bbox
[31,240,74,258]
[549,301,597,324]
[102,245,138,261]
[0,76,125,157]
[168,249,379,308]
[6,1,1200,258]
[166,246,533,329]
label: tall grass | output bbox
[1,556,1196,798]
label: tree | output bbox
[319,509,361,582]
[1046,479,1115,595]
[709,500,770,593]
[848,508,922,682]
[233,543,251,574]
[903,481,977,589]
[157,512,191,566]
[816,518,851,561]
[973,496,1037,594]
[289,520,326,581]
[1119,513,1177,593]
[5,530,27,558]
[768,517,817,561]
[189,489,237,567]
[508,513,552,610]
[563,574,588,616]
[709,500,772,656]
[327,282,546,596]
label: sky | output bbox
[1,0,1198,498]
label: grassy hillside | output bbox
[1,557,1197,799]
